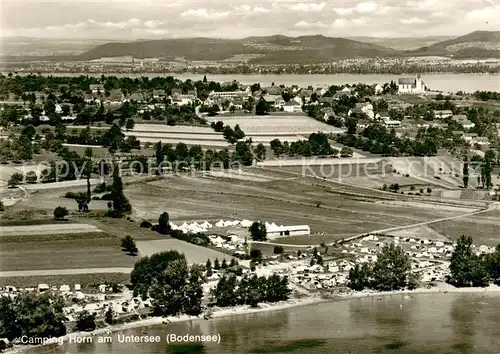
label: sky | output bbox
[1,0,499,40]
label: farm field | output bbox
[205,114,345,135]
[123,169,480,245]
[125,123,228,148]
[260,155,471,191]
[0,232,137,272]
[0,223,102,237]
[427,209,500,246]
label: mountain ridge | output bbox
[2,31,498,63]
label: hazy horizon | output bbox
[2,0,499,40]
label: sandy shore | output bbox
[334,282,500,301]
[5,296,325,354]
[6,283,500,353]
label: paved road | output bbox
[0,268,133,278]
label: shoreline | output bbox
[6,283,500,353]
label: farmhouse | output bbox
[209,90,250,100]
[266,224,310,240]
[452,115,475,129]
[383,119,401,128]
[433,110,453,119]
[89,84,104,94]
[283,101,302,113]
[153,89,166,99]
[397,74,426,95]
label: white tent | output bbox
[231,220,241,226]
[223,220,234,227]
[200,221,212,228]
[189,221,200,228]
[180,222,189,229]
[215,220,225,227]
[240,219,253,227]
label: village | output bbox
[0,71,499,352]
[1,214,498,331]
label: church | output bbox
[397,73,426,95]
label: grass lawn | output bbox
[136,239,234,265]
[0,232,137,272]
[428,210,500,246]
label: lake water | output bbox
[25,292,500,354]
[16,73,500,93]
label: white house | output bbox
[452,115,475,129]
[292,96,303,105]
[283,101,302,113]
[89,84,104,94]
[209,89,250,100]
[433,110,453,119]
[172,93,196,106]
[266,224,310,240]
[374,83,383,95]
[397,74,426,95]
[383,120,401,128]
[275,96,286,109]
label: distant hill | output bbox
[408,31,500,58]
[347,36,453,50]
[78,38,250,61]
[75,35,397,64]
[2,31,498,63]
[1,37,119,56]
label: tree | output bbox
[155,141,164,175]
[157,212,171,235]
[25,170,38,184]
[249,221,267,241]
[0,292,67,341]
[254,143,266,161]
[221,258,228,269]
[108,164,132,218]
[273,246,284,254]
[371,244,414,291]
[346,118,357,134]
[125,118,135,131]
[130,250,186,299]
[233,124,245,140]
[348,263,371,290]
[214,258,220,270]
[250,249,263,262]
[205,259,213,277]
[105,307,114,325]
[0,200,4,212]
[8,172,23,187]
[485,245,500,285]
[449,235,489,287]
[149,256,203,317]
[53,206,68,220]
[340,147,354,158]
[121,236,138,256]
[255,98,270,115]
[75,311,96,332]
[84,147,93,206]
[212,275,238,307]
